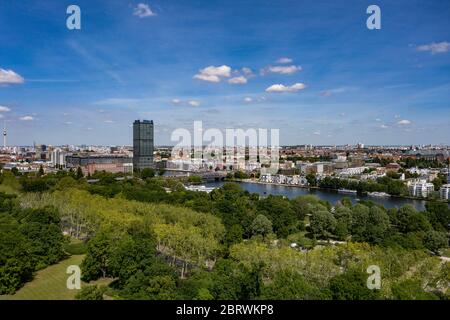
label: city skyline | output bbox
[1,0,450,146]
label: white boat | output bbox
[338,188,357,194]
[367,191,390,197]
[184,185,216,193]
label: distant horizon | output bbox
[6,143,450,149]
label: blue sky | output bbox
[0,0,449,146]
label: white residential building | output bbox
[408,179,434,198]
[260,173,273,183]
[440,184,450,200]
[50,148,67,168]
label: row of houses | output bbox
[260,174,309,186]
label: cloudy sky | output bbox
[1,0,450,146]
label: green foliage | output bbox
[260,270,328,300]
[250,214,273,238]
[328,269,380,300]
[423,230,448,254]
[196,287,214,300]
[3,170,449,301]
[309,210,336,239]
[425,201,450,232]
[208,259,262,300]
[76,167,84,180]
[75,285,105,300]
[305,173,317,186]
[120,259,179,300]
[0,194,65,294]
[256,195,298,238]
[140,168,155,179]
[225,224,244,247]
[187,175,202,184]
[350,205,390,244]
[391,279,439,300]
[234,171,250,179]
[391,205,432,234]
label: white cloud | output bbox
[261,65,302,75]
[380,124,388,128]
[276,57,293,64]
[244,97,253,103]
[64,121,72,125]
[397,119,411,125]
[133,3,156,18]
[313,131,321,135]
[417,41,450,54]
[0,68,24,85]
[171,99,181,105]
[20,116,33,121]
[241,67,253,76]
[188,100,200,107]
[104,120,115,123]
[193,65,231,82]
[265,83,306,93]
[0,106,11,112]
[228,76,247,84]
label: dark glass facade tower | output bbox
[133,120,154,170]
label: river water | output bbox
[205,181,429,211]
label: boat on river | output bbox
[337,188,357,194]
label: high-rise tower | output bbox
[3,122,6,149]
[133,120,154,171]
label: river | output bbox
[205,181,429,211]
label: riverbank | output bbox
[227,178,448,205]
[209,180,432,211]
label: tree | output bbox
[81,231,112,281]
[328,269,379,300]
[9,167,20,176]
[423,230,448,254]
[334,206,352,240]
[260,270,326,300]
[75,285,105,300]
[309,210,336,239]
[256,196,298,238]
[365,206,390,244]
[140,168,155,179]
[306,173,317,187]
[38,165,44,177]
[225,224,244,247]
[196,288,214,300]
[109,228,156,283]
[340,197,353,208]
[187,175,202,184]
[209,259,262,300]
[76,167,84,180]
[393,205,431,234]
[250,214,273,238]
[425,201,450,232]
[391,279,439,300]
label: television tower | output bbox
[2,122,6,149]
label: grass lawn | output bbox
[1,255,113,300]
